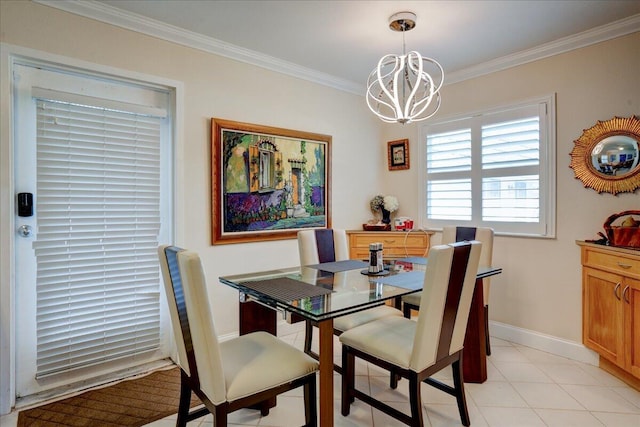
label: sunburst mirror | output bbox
[569,116,640,194]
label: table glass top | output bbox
[219,258,501,322]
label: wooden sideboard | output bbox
[347,230,433,260]
[577,241,640,389]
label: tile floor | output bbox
[2,321,639,427]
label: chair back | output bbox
[442,226,493,304]
[297,229,349,265]
[410,241,481,372]
[158,245,227,405]
[441,226,493,268]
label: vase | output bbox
[381,208,391,224]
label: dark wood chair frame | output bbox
[341,242,479,427]
[162,246,318,427]
[403,297,491,356]
[341,348,469,427]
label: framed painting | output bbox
[388,138,410,170]
[211,118,332,245]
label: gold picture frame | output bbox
[211,118,332,245]
[388,139,410,171]
[569,116,640,195]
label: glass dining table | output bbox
[219,257,502,427]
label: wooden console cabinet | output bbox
[347,230,433,260]
[578,241,640,387]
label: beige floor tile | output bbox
[536,362,602,385]
[561,384,640,413]
[426,403,487,427]
[577,363,631,387]
[612,385,640,408]
[514,345,575,364]
[488,345,531,363]
[485,358,507,382]
[491,361,552,383]
[489,336,514,348]
[335,398,373,426]
[591,411,640,427]
[511,382,584,410]
[466,381,528,408]
[534,408,605,427]
[479,407,546,427]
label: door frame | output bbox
[0,43,184,414]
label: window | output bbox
[421,95,556,237]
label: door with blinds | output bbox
[13,63,172,397]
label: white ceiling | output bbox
[41,1,640,93]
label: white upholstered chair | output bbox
[297,229,402,366]
[340,241,482,427]
[402,226,494,354]
[158,245,319,427]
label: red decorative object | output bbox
[604,210,640,249]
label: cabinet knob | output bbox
[623,285,630,304]
[614,283,622,300]
[617,262,632,269]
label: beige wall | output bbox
[0,0,383,341]
[381,32,640,343]
[2,0,639,353]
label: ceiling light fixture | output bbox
[366,11,444,124]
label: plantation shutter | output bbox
[33,92,165,377]
[481,116,540,223]
[426,128,473,220]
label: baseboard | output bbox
[490,320,599,365]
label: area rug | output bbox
[17,367,201,426]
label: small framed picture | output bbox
[387,139,410,171]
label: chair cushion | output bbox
[339,316,415,369]
[220,331,318,402]
[334,305,402,332]
[401,291,421,307]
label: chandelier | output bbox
[366,12,444,124]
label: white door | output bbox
[13,62,172,397]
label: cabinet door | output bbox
[583,267,625,366]
[625,277,640,377]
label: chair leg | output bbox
[452,359,470,426]
[485,305,491,356]
[402,303,413,318]
[303,374,318,427]
[259,401,270,416]
[177,370,192,427]
[408,375,424,427]
[214,405,228,427]
[304,320,314,354]
[341,347,355,415]
[390,369,400,389]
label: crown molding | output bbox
[34,1,639,94]
[446,14,640,84]
[33,0,365,95]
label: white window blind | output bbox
[422,96,555,237]
[34,97,164,377]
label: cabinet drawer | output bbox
[352,247,424,260]
[350,233,429,248]
[348,231,432,260]
[583,247,640,278]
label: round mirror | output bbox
[570,116,640,194]
[590,135,639,177]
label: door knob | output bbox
[17,224,33,237]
